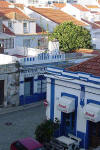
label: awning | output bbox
[83,103,100,123]
[57,97,75,113]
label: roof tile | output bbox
[0,8,30,20]
[67,55,100,77]
[72,4,89,11]
[29,6,87,26]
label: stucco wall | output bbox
[0,63,20,107]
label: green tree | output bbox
[49,22,92,53]
[35,119,59,144]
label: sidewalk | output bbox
[0,101,43,115]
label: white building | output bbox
[18,40,66,105]
[0,54,19,107]
[0,3,48,56]
[45,55,100,149]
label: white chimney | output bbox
[48,39,59,54]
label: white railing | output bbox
[19,52,66,65]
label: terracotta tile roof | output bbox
[72,4,89,11]
[14,3,25,10]
[53,3,66,8]
[86,5,99,8]
[75,49,100,55]
[0,1,11,8]
[67,55,100,77]
[98,0,100,4]
[0,8,30,20]
[3,24,15,36]
[29,6,87,26]
[82,19,100,29]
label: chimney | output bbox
[48,39,59,53]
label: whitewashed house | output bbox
[0,5,47,56]
[0,16,16,54]
[45,55,100,149]
[27,6,87,33]
[18,40,66,105]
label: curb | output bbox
[0,101,43,115]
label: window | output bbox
[23,23,27,28]
[93,44,96,49]
[8,21,13,28]
[37,76,46,94]
[24,77,33,96]
[13,141,27,150]
[41,79,47,93]
[37,80,41,94]
[23,23,28,33]
[38,38,48,49]
[4,39,14,49]
[23,39,31,48]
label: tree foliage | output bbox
[35,119,59,144]
[49,22,92,52]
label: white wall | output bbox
[25,7,58,32]
[3,20,36,35]
[15,34,44,48]
[78,0,98,5]
[46,68,100,136]
[91,29,100,49]
[61,4,82,20]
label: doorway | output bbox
[0,80,4,106]
[89,121,100,148]
[60,112,75,136]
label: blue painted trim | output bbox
[50,79,55,121]
[20,92,46,105]
[48,66,100,79]
[86,120,89,149]
[87,99,100,105]
[47,67,100,85]
[20,81,24,83]
[61,92,78,136]
[80,85,85,107]
[77,131,86,148]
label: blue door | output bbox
[60,112,75,136]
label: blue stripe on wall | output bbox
[77,131,86,148]
[50,79,55,121]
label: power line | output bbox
[47,81,100,96]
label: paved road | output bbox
[0,103,46,150]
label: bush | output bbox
[35,119,59,143]
[49,22,92,53]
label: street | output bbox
[0,103,46,150]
